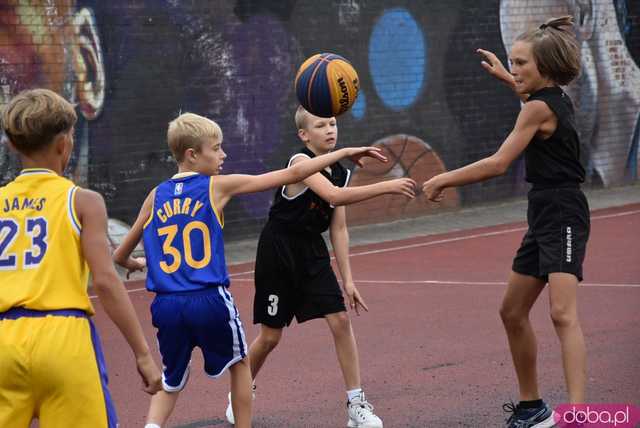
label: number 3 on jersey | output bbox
[0,217,48,270]
[157,220,211,273]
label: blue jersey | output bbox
[143,173,229,293]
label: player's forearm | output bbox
[330,227,354,285]
[439,156,505,188]
[112,245,133,267]
[113,228,143,267]
[288,148,350,183]
[93,273,151,358]
[330,181,392,206]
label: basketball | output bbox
[294,53,359,118]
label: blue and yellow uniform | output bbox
[143,172,246,391]
[0,169,116,428]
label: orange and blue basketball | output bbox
[294,53,359,118]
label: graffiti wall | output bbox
[1,0,639,239]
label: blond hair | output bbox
[1,89,77,154]
[294,105,311,130]
[167,112,223,162]
[516,15,580,86]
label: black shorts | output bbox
[513,186,590,282]
[253,222,346,328]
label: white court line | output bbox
[228,278,640,288]
[222,208,640,276]
[91,209,640,299]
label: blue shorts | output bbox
[151,286,247,392]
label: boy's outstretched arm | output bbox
[75,188,162,394]
[288,155,416,207]
[113,190,155,276]
[214,146,386,210]
[422,100,550,201]
[330,206,368,315]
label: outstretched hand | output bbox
[477,48,514,87]
[422,175,446,202]
[388,178,417,199]
[347,146,388,167]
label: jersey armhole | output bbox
[142,188,157,229]
[67,186,82,235]
[209,177,224,228]
[342,168,351,188]
[282,153,312,200]
[329,168,351,209]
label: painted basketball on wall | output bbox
[346,135,460,226]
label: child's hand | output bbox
[346,146,388,167]
[477,48,514,87]
[422,175,446,202]
[387,178,417,198]
[125,257,146,280]
[344,282,369,316]
[136,353,162,394]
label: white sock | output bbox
[145,424,161,428]
[347,388,363,402]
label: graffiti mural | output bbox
[499,0,640,185]
[0,0,105,186]
[1,1,638,240]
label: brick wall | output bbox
[1,0,639,240]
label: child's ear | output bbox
[185,148,197,162]
[297,128,308,142]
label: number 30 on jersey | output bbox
[157,220,211,273]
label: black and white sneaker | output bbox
[503,401,556,428]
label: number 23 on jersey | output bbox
[0,217,48,270]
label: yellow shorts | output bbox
[0,309,116,428]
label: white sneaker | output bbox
[225,392,235,425]
[347,392,383,428]
[225,385,256,425]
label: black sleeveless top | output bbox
[524,86,585,186]
[267,147,350,235]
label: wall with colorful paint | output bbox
[1,0,639,240]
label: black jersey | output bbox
[267,147,350,234]
[524,86,585,186]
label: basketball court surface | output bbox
[91,192,640,427]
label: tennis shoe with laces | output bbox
[347,392,383,428]
[503,401,556,428]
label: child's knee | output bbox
[258,328,282,350]
[550,304,578,329]
[499,305,526,326]
[327,311,351,333]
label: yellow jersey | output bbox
[0,169,92,314]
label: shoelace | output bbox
[351,400,376,420]
[502,401,520,424]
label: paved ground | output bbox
[221,183,640,265]
[102,185,640,427]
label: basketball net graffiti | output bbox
[347,135,460,225]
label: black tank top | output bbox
[524,86,585,186]
[267,147,350,234]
